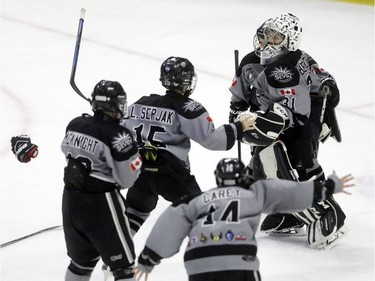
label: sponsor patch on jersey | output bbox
[279,88,296,96]
[225,230,235,241]
[235,232,247,241]
[199,233,207,243]
[130,155,142,171]
[189,235,199,247]
[210,232,223,241]
[112,132,134,152]
[270,66,294,83]
[183,100,203,112]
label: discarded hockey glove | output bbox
[10,135,38,163]
[229,101,249,123]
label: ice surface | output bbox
[1,0,374,280]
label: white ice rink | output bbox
[1,0,374,280]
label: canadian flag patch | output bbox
[279,88,296,96]
[130,155,142,171]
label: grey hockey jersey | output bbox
[122,91,243,169]
[140,179,316,275]
[61,113,142,190]
[229,50,338,128]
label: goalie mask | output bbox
[160,56,197,97]
[214,158,250,188]
[254,13,302,64]
[91,80,127,118]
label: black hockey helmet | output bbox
[160,56,197,96]
[214,158,250,188]
[91,80,127,117]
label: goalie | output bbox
[229,13,347,250]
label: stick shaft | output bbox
[234,49,241,162]
[70,8,90,102]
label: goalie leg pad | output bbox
[258,140,299,180]
[293,208,321,225]
[307,197,347,249]
[307,213,337,249]
[261,213,306,236]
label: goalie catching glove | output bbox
[236,103,288,146]
[10,135,38,163]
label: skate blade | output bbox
[267,227,306,237]
[322,226,350,251]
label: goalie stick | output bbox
[70,8,91,103]
[234,49,242,162]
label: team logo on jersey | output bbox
[231,77,237,87]
[225,230,235,241]
[183,100,202,112]
[112,132,133,152]
[270,66,294,83]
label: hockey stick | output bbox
[320,85,330,123]
[70,8,91,103]
[234,49,242,162]
[0,225,62,248]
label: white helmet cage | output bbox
[254,13,302,61]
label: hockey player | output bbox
[122,56,255,235]
[228,13,347,249]
[133,158,354,281]
[61,80,142,281]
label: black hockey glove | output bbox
[323,80,340,108]
[10,135,38,163]
[229,101,249,123]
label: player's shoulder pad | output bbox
[240,51,261,67]
[172,192,202,207]
[238,52,261,76]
